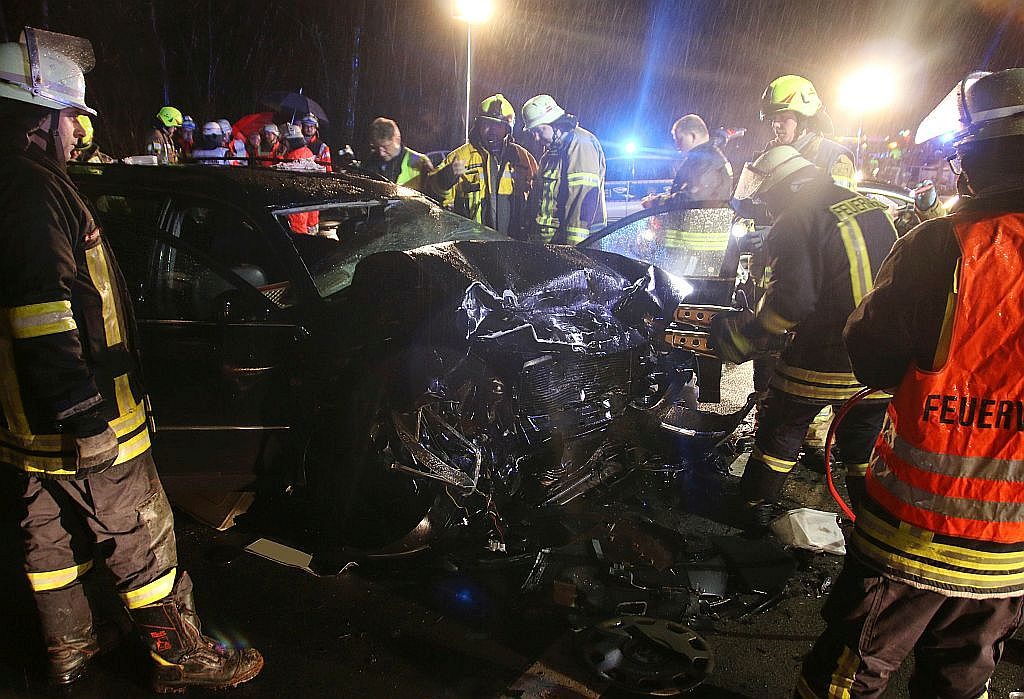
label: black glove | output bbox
[710,310,756,365]
[60,407,119,474]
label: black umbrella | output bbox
[261,89,329,126]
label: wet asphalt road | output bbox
[3,361,1024,698]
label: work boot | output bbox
[744,499,787,533]
[35,583,100,687]
[129,577,263,694]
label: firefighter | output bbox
[522,94,606,244]
[190,121,231,166]
[300,113,331,171]
[70,115,113,163]
[912,178,948,221]
[144,104,182,164]
[364,117,434,192]
[0,28,263,691]
[217,118,247,163]
[256,122,284,165]
[643,114,734,208]
[428,93,538,238]
[760,74,856,191]
[797,67,1024,699]
[176,114,195,159]
[711,146,896,528]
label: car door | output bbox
[90,191,306,477]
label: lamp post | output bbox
[838,65,897,172]
[453,0,495,144]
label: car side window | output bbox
[151,205,291,321]
[89,193,164,312]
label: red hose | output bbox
[823,387,882,522]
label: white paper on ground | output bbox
[770,508,846,555]
[244,538,358,576]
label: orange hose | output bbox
[823,387,881,522]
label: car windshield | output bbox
[273,196,507,298]
[580,205,735,280]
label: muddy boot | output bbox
[35,583,99,687]
[129,574,263,694]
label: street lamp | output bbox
[453,0,495,144]
[838,65,898,169]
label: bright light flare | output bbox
[624,140,639,155]
[838,65,898,114]
[453,0,495,23]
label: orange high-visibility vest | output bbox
[867,212,1024,544]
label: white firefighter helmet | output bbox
[201,121,223,137]
[953,68,1024,147]
[0,27,97,115]
[733,145,816,201]
[521,94,565,130]
[915,71,990,144]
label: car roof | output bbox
[69,162,403,210]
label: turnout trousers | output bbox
[740,388,887,505]
[796,555,1024,699]
[18,451,179,628]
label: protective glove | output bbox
[60,408,119,475]
[709,310,757,365]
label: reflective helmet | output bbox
[75,114,94,148]
[157,106,183,128]
[521,94,565,130]
[262,123,280,136]
[733,145,817,201]
[0,28,96,115]
[217,118,232,139]
[479,93,515,128]
[283,123,305,147]
[181,115,196,132]
[759,75,823,121]
[300,113,319,127]
[201,121,223,137]
[954,68,1024,147]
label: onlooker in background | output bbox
[521,94,606,244]
[364,117,434,192]
[144,105,182,163]
[428,93,537,238]
[217,118,247,163]
[70,115,113,163]
[255,123,284,165]
[190,121,230,166]
[176,114,195,159]
[798,67,1024,699]
[0,27,263,692]
[643,114,733,207]
[279,123,320,234]
[300,113,331,171]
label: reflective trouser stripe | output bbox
[752,447,797,474]
[825,646,858,698]
[7,300,77,338]
[122,567,176,609]
[85,243,122,347]
[27,560,94,592]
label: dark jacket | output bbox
[758,176,898,401]
[669,141,733,202]
[0,148,151,478]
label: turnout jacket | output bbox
[845,185,1024,597]
[531,125,606,245]
[0,149,151,478]
[758,176,897,402]
[669,141,734,203]
[428,138,538,238]
[768,132,856,191]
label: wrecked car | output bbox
[69,163,750,555]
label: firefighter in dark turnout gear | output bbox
[798,68,1024,699]
[712,146,896,527]
[0,28,262,691]
[428,94,538,238]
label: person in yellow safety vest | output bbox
[760,74,857,191]
[522,94,606,244]
[428,94,538,239]
[798,67,1024,699]
[364,116,434,193]
[0,27,262,692]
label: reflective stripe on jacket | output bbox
[0,150,152,478]
[533,126,606,244]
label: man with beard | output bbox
[522,94,606,244]
[428,94,538,238]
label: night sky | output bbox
[4,0,1024,161]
